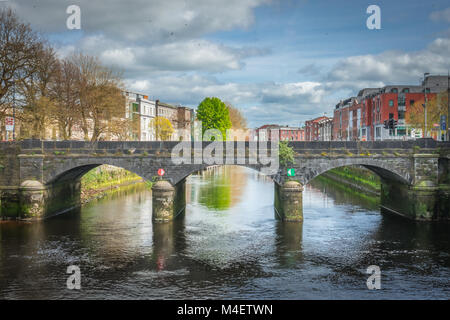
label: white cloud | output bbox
[7,0,450,127]
[125,75,328,126]
[10,0,269,43]
[326,37,450,91]
[101,48,136,66]
[430,7,450,23]
[57,36,265,73]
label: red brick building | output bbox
[279,126,305,141]
[305,116,328,141]
[332,75,449,141]
[254,124,305,141]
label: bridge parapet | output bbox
[1,139,450,221]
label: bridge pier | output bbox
[19,180,47,219]
[0,188,21,219]
[152,180,186,223]
[274,181,303,222]
[380,154,450,220]
[381,181,450,220]
[1,180,81,220]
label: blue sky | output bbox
[3,0,450,127]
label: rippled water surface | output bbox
[1,166,449,299]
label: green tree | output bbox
[279,141,295,167]
[196,97,232,140]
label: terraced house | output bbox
[125,91,195,141]
[332,75,450,141]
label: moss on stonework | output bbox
[1,203,20,218]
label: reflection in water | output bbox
[0,166,449,299]
[188,166,247,210]
[151,219,186,271]
[275,222,303,267]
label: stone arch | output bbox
[43,157,152,185]
[301,157,412,186]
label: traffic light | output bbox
[386,118,397,129]
[384,119,398,130]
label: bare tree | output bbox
[0,8,44,122]
[71,53,126,142]
[225,102,247,129]
[19,46,58,139]
[49,59,80,140]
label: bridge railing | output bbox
[1,138,449,156]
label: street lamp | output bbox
[423,73,430,138]
[447,70,449,141]
[12,79,16,140]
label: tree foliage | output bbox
[196,97,232,140]
[279,140,295,167]
[1,9,129,142]
[407,90,449,136]
[0,8,44,126]
[78,54,125,142]
[225,102,247,129]
[48,58,80,140]
[152,116,174,140]
[19,46,58,139]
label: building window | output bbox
[389,100,394,107]
[376,127,381,138]
[410,100,415,106]
[402,88,409,93]
[391,88,398,93]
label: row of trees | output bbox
[1,9,248,142]
[1,9,127,142]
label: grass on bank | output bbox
[81,165,147,192]
[325,166,381,192]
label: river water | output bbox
[0,166,449,299]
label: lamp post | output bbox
[423,73,429,138]
[447,71,449,141]
[12,79,16,140]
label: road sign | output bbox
[287,168,295,177]
[5,117,14,131]
[441,115,447,131]
[157,168,165,176]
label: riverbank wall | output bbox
[319,165,381,196]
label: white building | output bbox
[124,91,156,141]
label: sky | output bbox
[2,0,450,127]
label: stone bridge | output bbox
[1,139,449,222]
